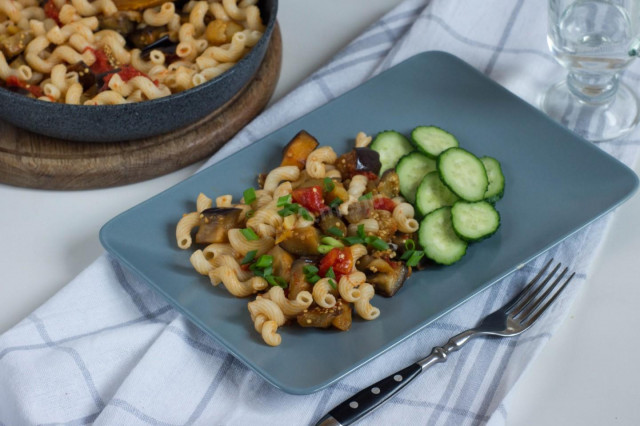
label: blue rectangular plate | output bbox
[100,51,638,394]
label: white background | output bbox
[1,1,639,424]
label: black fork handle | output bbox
[315,330,477,426]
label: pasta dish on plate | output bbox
[176,131,424,347]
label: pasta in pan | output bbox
[0,0,264,104]
[176,130,423,346]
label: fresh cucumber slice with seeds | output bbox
[480,156,505,203]
[419,207,467,265]
[415,171,459,217]
[370,131,414,173]
[396,151,437,204]
[451,201,500,242]
[411,126,459,158]
[437,147,488,202]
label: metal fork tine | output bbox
[514,267,568,321]
[521,272,576,328]
[510,261,562,317]
[503,258,554,313]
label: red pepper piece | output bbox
[6,76,43,98]
[43,0,61,25]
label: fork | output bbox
[315,259,575,426]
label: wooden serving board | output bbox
[0,24,282,190]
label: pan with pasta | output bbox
[177,130,425,347]
[0,0,266,104]
[0,0,277,141]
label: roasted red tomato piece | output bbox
[373,197,396,212]
[319,248,353,281]
[291,185,327,213]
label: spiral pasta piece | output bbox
[176,211,200,249]
[209,265,267,297]
[312,278,337,308]
[227,229,274,256]
[354,283,380,320]
[338,272,365,303]
[393,202,419,233]
[306,146,337,179]
[264,286,312,317]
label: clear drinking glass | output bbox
[542,0,640,141]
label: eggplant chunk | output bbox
[194,207,242,244]
[318,212,347,237]
[128,25,169,49]
[66,62,96,91]
[113,0,166,11]
[0,30,33,59]
[267,246,294,282]
[98,13,136,36]
[368,262,409,297]
[279,226,322,256]
[377,170,400,198]
[280,130,319,169]
[335,148,381,179]
[288,258,315,300]
[297,299,352,330]
[344,199,374,224]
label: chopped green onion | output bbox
[266,275,288,288]
[343,236,365,246]
[366,236,389,251]
[245,210,255,218]
[328,198,343,208]
[303,265,319,276]
[277,194,292,207]
[243,187,256,204]
[307,274,321,284]
[240,228,259,241]
[404,239,416,251]
[359,192,373,201]
[321,236,344,248]
[400,249,414,261]
[325,267,336,279]
[254,255,273,268]
[357,224,366,239]
[327,226,344,237]
[299,207,314,221]
[318,244,333,254]
[323,177,335,192]
[406,251,424,267]
[262,265,273,277]
[241,250,257,265]
[277,206,295,217]
[328,278,337,290]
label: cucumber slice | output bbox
[415,171,459,216]
[437,148,488,202]
[419,207,467,265]
[411,126,459,158]
[370,131,414,173]
[480,156,505,203]
[451,201,500,242]
[396,151,437,203]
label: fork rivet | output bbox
[393,375,402,382]
[349,401,359,409]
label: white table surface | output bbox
[1,1,639,425]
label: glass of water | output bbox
[542,0,640,141]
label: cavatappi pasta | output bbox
[176,130,424,346]
[0,0,264,104]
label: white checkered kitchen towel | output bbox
[2,1,639,425]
